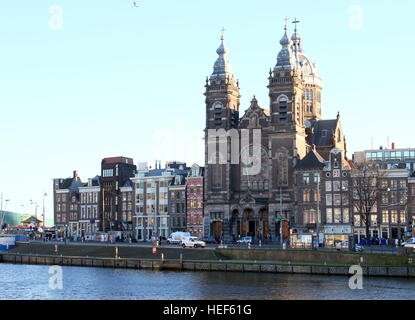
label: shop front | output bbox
[324,225,353,250]
[290,233,313,249]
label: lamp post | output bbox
[30,200,39,219]
[42,192,47,232]
[316,175,320,249]
[279,187,283,246]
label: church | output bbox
[203,21,348,241]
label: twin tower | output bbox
[203,22,347,240]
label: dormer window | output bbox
[321,130,327,138]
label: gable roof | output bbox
[295,148,326,170]
[311,119,338,147]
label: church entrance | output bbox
[243,209,255,238]
[248,221,256,237]
[212,221,223,241]
[259,208,269,240]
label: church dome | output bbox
[295,53,321,86]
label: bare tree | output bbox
[351,159,384,240]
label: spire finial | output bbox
[283,16,289,31]
[293,18,300,33]
[221,27,225,41]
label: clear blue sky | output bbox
[0,0,414,225]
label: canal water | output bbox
[0,263,414,300]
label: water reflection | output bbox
[0,263,413,300]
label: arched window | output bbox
[278,96,288,123]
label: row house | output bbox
[373,169,410,240]
[120,180,134,236]
[100,157,136,233]
[168,174,187,234]
[78,176,101,238]
[53,171,83,238]
[409,175,415,237]
[293,148,353,249]
[131,166,176,241]
[131,162,196,242]
[53,161,205,240]
[186,164,204,238]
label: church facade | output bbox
[203,22,348,241]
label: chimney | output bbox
[392,143,396,150]
[73,170,78,179]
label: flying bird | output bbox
[133,1,139,7]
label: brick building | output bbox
[101,157,136,232]
[186,164,204,238]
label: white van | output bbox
[166,232,191,244]
[182,237,206,248]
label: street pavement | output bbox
[27,239,399,254]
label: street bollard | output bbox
[54,244,58,254]
[115,247,119,259]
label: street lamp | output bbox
[42,192,47,232]
[316,175,320,248]
[279,187,283,246]
[30,200,39,219]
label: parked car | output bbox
[203,237,219,244]
[401,238,415,248]
[182,237,206,248]
[354,244,364,252]
[236,236,252,244]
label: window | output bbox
[303,190,310,202]
[343,208,349,223]
[382,210,389,223]
[382,192,389,204]
[354,215,361,226]
[304,210,316,224]
[313,173,320,184]
[326,194,332,206]
[342,193,349,206]
[333,181,341,192]
[334,208,341,223]
[391,210,398,224]
[325,181,332,192]
[326,208,333,223]
[342,181,348,191]
[333,194,341,206]
[400,211,406,224]
[390,192,397,204]
[303,173,310,185]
